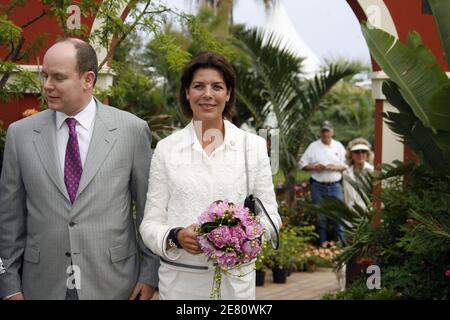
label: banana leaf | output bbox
[361,22,450,132]
[382,80,450,170]
[429,0,450,69]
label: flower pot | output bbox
[306,261,317,272]
[346,255,377,287]
[272,267,288,284]
[255,269,266,286]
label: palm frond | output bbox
[344,170,373,211]
[382,80,450,171]
[409,209,450,240]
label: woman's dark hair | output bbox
[179,52,236,119]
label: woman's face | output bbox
[186,68,230,122]
[351,149,368,165]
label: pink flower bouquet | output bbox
[197,199,264,299]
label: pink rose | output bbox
[241,239,261,260]
[207,226,231,248]
[198,236,216,256]
[245,221,263,240]
[216,251,239,268]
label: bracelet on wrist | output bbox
[168,227,183,249]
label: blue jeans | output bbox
[311,180,345,246]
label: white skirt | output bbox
[158,262,256,300]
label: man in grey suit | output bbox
[0,38,159,299]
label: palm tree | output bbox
[232,27,362,206]
[189,0,278,29]
[312,77,374,146]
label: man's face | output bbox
[41,42,90,116]
[320,129,333,143]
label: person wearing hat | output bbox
[299,120,347,246]
[343,137,374,211]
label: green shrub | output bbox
[322,278,398,300]
[265,225,317,271]
[309,162,450,299]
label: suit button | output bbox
[65,252,71,257]
[69,222,76,227]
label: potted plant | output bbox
[265,227,299,284]
[255,268,266,286]
[255,242,270,286]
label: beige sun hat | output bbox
[350,144,370,152]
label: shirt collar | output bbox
[56,97,96,130]
[180,119,241,151]
[319,138,335,147]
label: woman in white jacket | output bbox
[139,52,281,300]
[343,137,374,211]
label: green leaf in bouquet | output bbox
[198,219,239,234]
[198,222,221,234]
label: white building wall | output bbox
[357,0,404,165]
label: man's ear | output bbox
[84,71,96,90]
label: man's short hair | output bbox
[58,38,98,86]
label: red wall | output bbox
[0,1,102,126]
[0,1,100,64]
[0,96,41,126]
[384,0,448,71]
[346,0,381,72]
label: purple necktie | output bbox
[64,118,82,204]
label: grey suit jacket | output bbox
[0,100,159,299]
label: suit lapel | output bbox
[76,100,117,198]
[33,111,70,202]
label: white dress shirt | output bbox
[139,120,281,299]
[55,97,96,173]
[299,139,347,183]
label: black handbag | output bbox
[243,133,279,250]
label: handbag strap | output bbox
[244,133,250,196]
[244,132,279,250]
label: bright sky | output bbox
[162,0,371,64]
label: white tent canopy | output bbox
[264,0,321,74]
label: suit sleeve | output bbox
[0,124,27,298]
[130,121,160,288]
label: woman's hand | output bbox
[177,224,203,254]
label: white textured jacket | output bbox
[139,120,281,299]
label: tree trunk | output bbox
[216,0,233,39]
[285,170,296,208]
